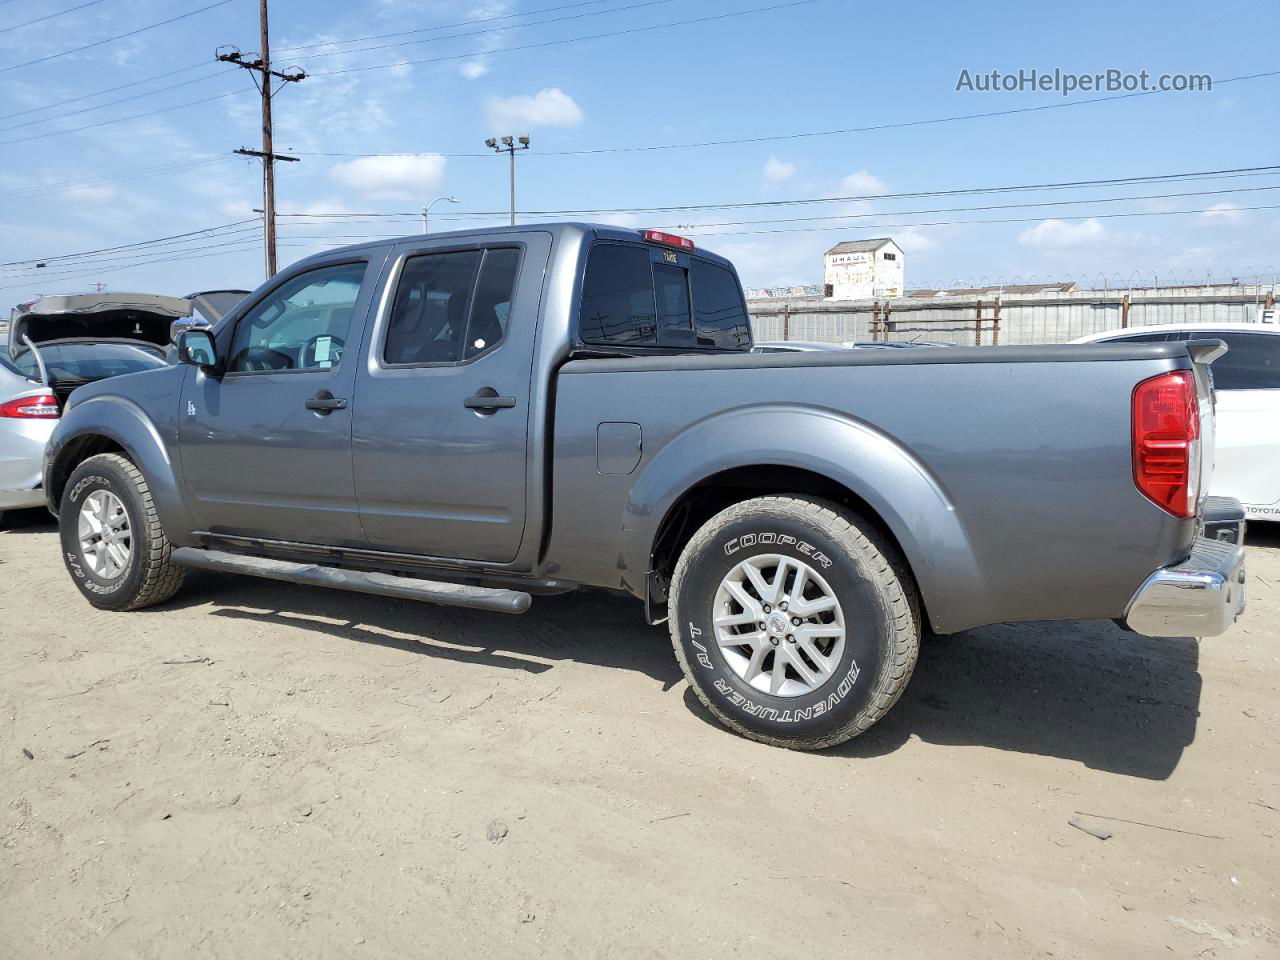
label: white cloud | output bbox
[62,184,117,205]
[763,156,796,183]
[329,154,447,201]
[894,227,937,252]
[1017,218,1108,249]
[460,59,489,80]
[485,88,584,132]
[1199,202,1246,223]
[839,170,888,197]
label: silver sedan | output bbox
[0,349,58,515]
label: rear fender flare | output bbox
[619,404,986,634]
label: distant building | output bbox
[746,284,823,301]
[823,238,904,300]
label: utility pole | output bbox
[217,0,304,279]
[484,135,530,225]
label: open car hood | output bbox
[186,289,250,326]
[9,292,192,357]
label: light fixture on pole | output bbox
[485,134,530,226]
[422,196,459,233]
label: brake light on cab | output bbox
[1132,370,1200,518]
[0,392,60,419]
[642,229,695,251]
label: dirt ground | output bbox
[1,511,1277,959]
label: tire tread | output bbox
[668,495,919,750]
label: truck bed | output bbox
[547,342,1200,634]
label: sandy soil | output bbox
[1,510,1277,959]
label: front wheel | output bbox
[59,453,186,611]
[668,495,920,750]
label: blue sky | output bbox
[1,0,1277,300]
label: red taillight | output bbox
[1132,370,1200,518]
[642,229,695,251]
[0,392,60,419]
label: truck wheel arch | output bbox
[46,397,193,540]
[623,405,987,635]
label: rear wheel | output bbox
[59,453,185,610]
[668,495,919,750]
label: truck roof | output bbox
[289,221,737,272]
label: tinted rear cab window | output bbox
[578,241,750,351]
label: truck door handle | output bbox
[305,390,347,413]
[464,393,517,411]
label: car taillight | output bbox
[0,392,60,419]
[1132,370,1200,518]
[642,229,695,251]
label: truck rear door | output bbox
[350,232,550,563]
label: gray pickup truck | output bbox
[44,223,1247,750]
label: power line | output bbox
[274,0,615,54]
[0,0,231,74]
[298,69,1280,158]
[0,75,241,134]
[0,0,670,134]
[0,231,266,283]
[680,202,1280,239]
[310,0,822,77]
[276,164,1280,218]
[0,63,215,122]
[0,0,105,34]
[289,0,678,64]
[269,201,1280,244]
[272,182,1280,232]
[0,239,265,294]
[0,219,261,269]
[2,89,247,145]
[0,155,235,203]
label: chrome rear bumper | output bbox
[1124,534,1246,638]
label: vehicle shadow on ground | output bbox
[159,571,685,689]
[0,508,56,535]
[167,571,1201,780]
[686,619,1202,780]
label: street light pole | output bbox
[484,134,530,225]
[421,195,459,233]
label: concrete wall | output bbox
[749,285,1278,346]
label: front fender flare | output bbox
[619,404,986,634]
[46,394,195,540]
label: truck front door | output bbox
[350,233,548,564]
[179,258,381,547]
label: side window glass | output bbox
[228,262,366,373]
[1108,332,1171,344]
[464,248,521,360]
[384,250,482,365]
[691,259,751,349]
[653,262,693,346]
[1206,333,1280,390]
[580,244,657,345]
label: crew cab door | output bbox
[350,233,549,563]
[179,257,383,546]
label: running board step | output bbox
[171,548,532,614]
